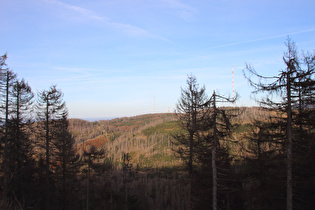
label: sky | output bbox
[1,0,315,119]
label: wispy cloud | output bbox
[45,0,105,21]
[49,66,102,85]
[209,28,315,49]
[159,0,198,20]
[45,0,169,40]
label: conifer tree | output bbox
[174,74,210,210]
[7,79,34,203]
[36,85,66,209]
[195,91,236,210]
[53,112,78,210]
[174,75,237,209]
[0,54,17,198]
[208,91,235,210]
[244,37,315,209]
[240,117,286,209]
[174,74,210,174]
[290,49,315,209]
[81,145,106,210]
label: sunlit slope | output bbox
[70,113,183,169]
[69,107,270,170]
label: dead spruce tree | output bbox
[174,74,210,174]
[36,85,67,209]
[7,79,34,204]
[174,74,210,209]
[244,37,315,210]
[208,91,235,210]
[174,75,237,209]
[0,54,17,199]
[194,91,236,210]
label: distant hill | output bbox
[69,113,180,169]
[69,107,270,170]
[81,117,117,122]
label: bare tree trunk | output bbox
[46,103,50,210]
[286,72,293,210]
[3,72,9,197]
[189,132,193,175]
[15,86,22,198]
[189,98,194,210]
[212,91,217,210]
[62,137,66,210]
[212,143,217,210]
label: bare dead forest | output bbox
[0,39,314,209]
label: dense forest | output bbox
[1,39,314,210]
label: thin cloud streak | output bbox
[209,28,315,49]
[45,0,105,21]
[159,0,198,20]
[45,0,170,41]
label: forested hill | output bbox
[68,107,268,169]
[69,113,177,144]
[69,113,181,169]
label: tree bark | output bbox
[286,72,293,210]
[46,100,50,210]
[3,72,9,197]
[212,91,217,210]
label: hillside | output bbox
[69,113,181,169]
[69,107,270,170]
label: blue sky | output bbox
[1,0,315,118]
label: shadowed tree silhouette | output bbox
[36,85,67,209]
[6,79,34,205]
[173,74,210,209]
[244,37,315,209]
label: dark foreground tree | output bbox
[36,85,67,209]
[174,75,238,209]
[174,74,210,209]
[0,54,38,208]
[54,112,80,210]
[208,91,235,210]
[194,91,237,210]
[0,62,17,198]
[240,116,286,209]
[80,145,109,210]
[244,37,315,210]
[7,79,34,205]
[174,74,210,174]
[290,48,315,210]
